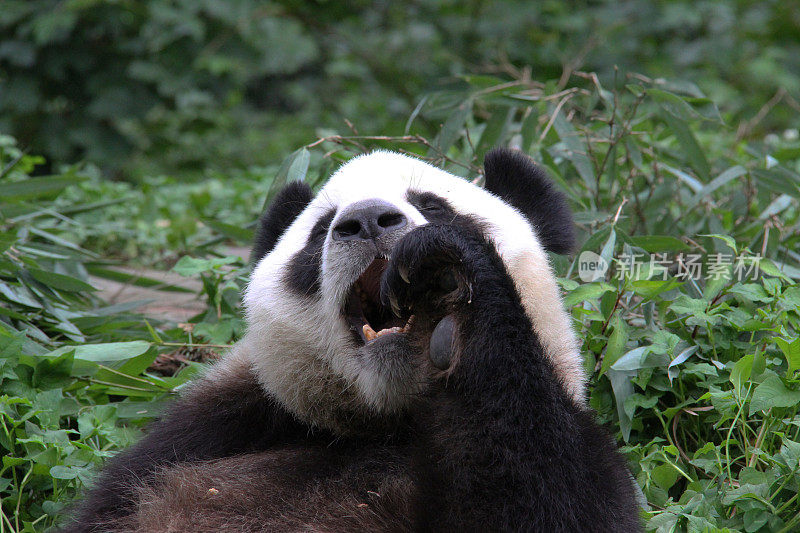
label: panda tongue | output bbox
[358,258,387,303]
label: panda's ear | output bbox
[251,181,314,263]
[483,148,576,255]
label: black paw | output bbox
[429,314,457,370]
[380,224,483,321]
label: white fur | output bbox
[232,151,585,432]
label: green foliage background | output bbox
[2,0,799,178]
[1,1,800,532]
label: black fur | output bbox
[382,223,640,531]
[251,181,314,263]
[60,366,321,532]
[284,208,335,296]
[483,148,576,254]
[406,190,458,224]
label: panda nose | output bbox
[332,200,408,242]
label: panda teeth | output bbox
[362,315,415,343]
[348,257,413,344]
[363,324,378,342]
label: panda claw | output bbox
[389,293,402,318]
[398,265,411,284]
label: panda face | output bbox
[240,150,584,433]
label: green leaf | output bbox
[758,193,793,220]
[607,364,637,442]
[661,163,703,193]
[551,107,595,191]
[670,295,711,318]
[563,282,615,308]
[667,346,699,384]
[0,281,42,308]
[434,101,472,154]
[649,88,709,122]
[629,236,689,253]
[703,272,728,301]
[0,230,17,253]
[752,168,800,198]
[782,286,800,311]
[49,465,79,480]
[760,258,797,282]
[0,175,87,200]
[661,111,710,180]
[750,374,800,414]
[651,463,679,490]
[686,165,747,209]
[475,107,515,160]
[599,228,616,270]
[27,268,96,292]
[46,341,151,363]
[623,392,658,419]
[264,147,311,207]
[630,279,682,299]
[200,218,254,243]
[28,227,95,255]
[699,233,738,254]
[731,353,756,394]
[519,108,539,153]
[143,320,163,344]
[87,266,194,293]
[115,400,170,419]
[3,456,27,468]
[609,346,650,372]
[600,313,629,376]
[579,226,611,253]
[285,147,310,183]
[728,283,771,303]
[775,337,800,376]
[779,439,800,469]
[32,350,74,389]
[172,256,239,276]
[743,509,770,532]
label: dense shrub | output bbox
[0,136,247,530]
[1,0,799,178]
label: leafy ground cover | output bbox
[1,69,800,532]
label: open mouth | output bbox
[345,257,414,344]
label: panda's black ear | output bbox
[251,181,314,263]
[483,148,576,255]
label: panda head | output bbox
[238,148,583,434]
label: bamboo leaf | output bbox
[687,165,747,209]
[661,111,710,180]
[0,175,87,200]
[28,268,96,292]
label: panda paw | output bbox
[380,223,486,320]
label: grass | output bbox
[1,70,799,532]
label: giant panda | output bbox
[61,148,640,532]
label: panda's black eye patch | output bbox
[284,209,335,297]
[406,190,457,223]
[309,216,331,240]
